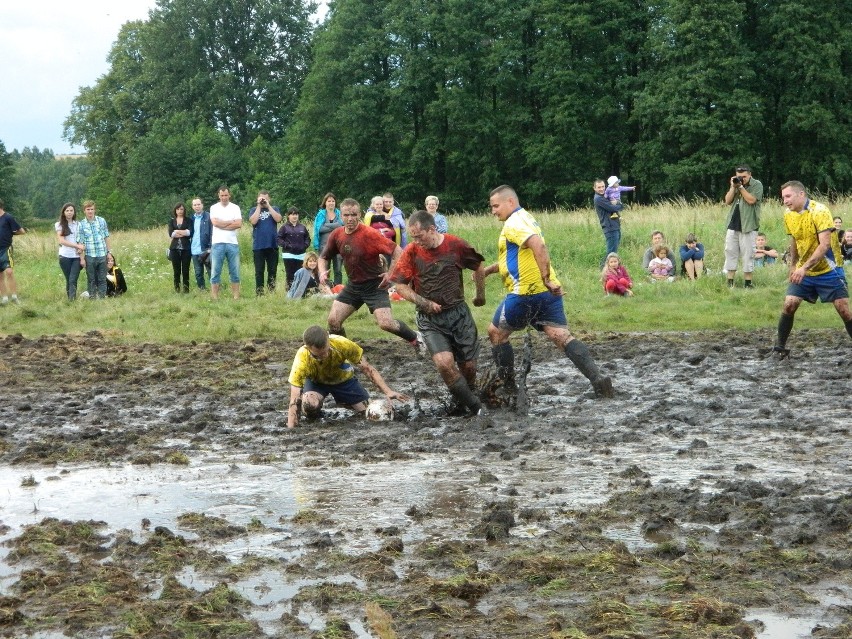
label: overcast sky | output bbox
[0,1,328,155]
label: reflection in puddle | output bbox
[750,611,827,639]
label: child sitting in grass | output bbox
[648,246,674,282]
[601,252,634,296]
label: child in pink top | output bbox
[601,252,634,296]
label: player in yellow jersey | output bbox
[483,185,613,399]
[773,181,852,357]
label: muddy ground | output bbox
[0,329,850,639]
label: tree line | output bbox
[3,0,850,229]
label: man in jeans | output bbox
[209,186,243,300]
[190,197,212,290]
[77,200,111,299]
[248,189,282,295]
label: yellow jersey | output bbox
[498,208,561,295]
[783,200,835,276]
[288,335,362,387]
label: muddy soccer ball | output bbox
[365,399,393,421]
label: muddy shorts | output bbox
[786,270,848,304]
[336,279,391,313]
[0,247,12,271]
[304,376,369,407]
[493,292,567,332]
[416,303,479,362]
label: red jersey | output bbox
[391,234,484,309]
[320,223,398,283]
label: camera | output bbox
[732,176,742,185]
[260,198,267,205]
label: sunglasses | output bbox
[735,168,749,173]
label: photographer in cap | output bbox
[723,165,762,288]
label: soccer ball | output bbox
[80,291,90,299]
[365,399,393,421]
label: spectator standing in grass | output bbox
[77,200,111,299]
[248,190,282,295]
[209,186,243,300]
[55,203,84,301]
[723,164,762,288]
[190,198,212,290]
[277,207,311,291]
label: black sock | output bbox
[727,279,735,288]
[744,280,753,288]
[448,377,481,412]
[330,325,346,338]
[776,314,794,348]
[564,339,603,382]
[492,343,515,383]
[845,319,852,340]
[390,320,417,342]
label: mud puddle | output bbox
[0,330,850,638]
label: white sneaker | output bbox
[10,295,19,304]
[413,332,429,357]
[0,296,7,305]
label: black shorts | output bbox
[416,303,479,362]
[336,279,391,313]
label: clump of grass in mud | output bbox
[20,474,38,487]
[291,508,330,525]
[507,548,638,590]
[293,582,364,610]
[175,512,247,540]
[365,601,398,639]
[7,518,108,563]
[165,451,190,465]
[425,572,500,605]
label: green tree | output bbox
[144,0,315,147]
[754,0,852,194]
[13,149,93,219]
[633,0,763,199]
[0,141,17,211]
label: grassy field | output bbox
[2,197,850,344]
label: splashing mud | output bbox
[0,330,849,638]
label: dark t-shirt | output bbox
[0,213,22,249]
[391,234,483,309]
[249,206,280,250]
[728,204,742,232]
[320,223,398,283]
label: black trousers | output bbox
[172,248,191,292]
[254,248,279,294]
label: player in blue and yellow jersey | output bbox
[286,326,408,428]
[773,181,852,357]
[484,185,613,399]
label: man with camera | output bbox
[723,165,762,288]
[248,189,283,296]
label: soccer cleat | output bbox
[592,376,614,398]
[772,346,790,360]
[413,331,429,357]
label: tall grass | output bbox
[3,197,850,344]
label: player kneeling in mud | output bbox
[286,325,408,428]
[390,210,487,416]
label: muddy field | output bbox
[0,329,850,639]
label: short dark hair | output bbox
[340,198,360,210]
[780,180,806,193]
[490,184,517,200]
[303,325,328,348]
[408,210,435,230]
[735,165,751,173]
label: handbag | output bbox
[166,248,174,261]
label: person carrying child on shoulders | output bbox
[601,252,633,296]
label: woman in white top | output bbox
[55,203,85,300]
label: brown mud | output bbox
[0,330,850,638]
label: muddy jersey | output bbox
[320,223,398,283]
[288,335,362,387]
[391,234,484,309]
[783,200,835,276]
[498,207,560,295]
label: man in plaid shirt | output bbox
[78,200,112,299]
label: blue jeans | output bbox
[192,253,211,289]
[85,255,107,298]
[211,243,240,284]
[59,256,83,300]
[602,230,621,266]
